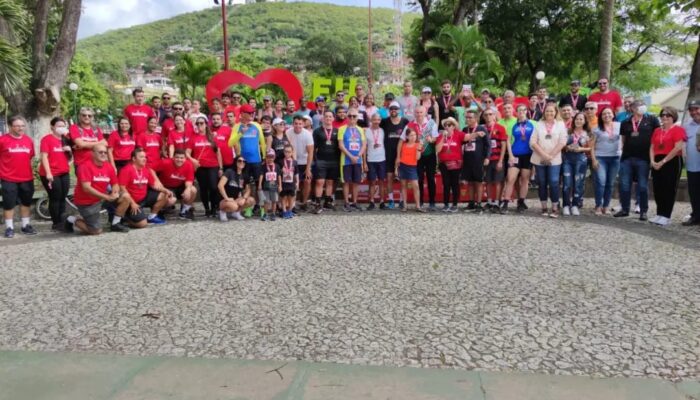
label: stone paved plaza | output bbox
[1,202,698,385]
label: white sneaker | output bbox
[634,205,641,214]
[571,206,580,216]
[611,205,621,213]
[657,216,670,226]
[232,212,245,221]
[219,211,229,222]
[649,215,661,224]
[562,206,571,216]
[682,214,692,223]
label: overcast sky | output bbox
[78,0,397,39]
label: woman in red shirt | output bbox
[107,117,136,173]
[649,106,687,226]
[167,115,191,158]
[39,117,72,230]
[188,117,223,217]
[435,117,464,212]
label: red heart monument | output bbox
[205,68,304,111]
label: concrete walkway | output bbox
[1,351,698,400]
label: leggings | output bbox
[40,174,70,225]
[651,155,682,218]
[195,167,220,212]
[417,153,437,205]
[439,163,461,206]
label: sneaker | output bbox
[473,205,484,214]
[639,212,648,221]
[571,206,580,216]
[634,204,641,214]
[179,209,195,221]
[299,204,308,212]
[343,203,353,212]
[499,204,509,215]
[613,210,629,218]
[441,205,451,213]
[649,215,662,224]
[416,207,427,213]
[379,202,387,210]
[449,205,459,213]
[232,212,245,221]
[285,211,293,219]
[466,202,476,210]
[313,203,323,214]
[387,200,395,209]
[366,202,376,211]
[147,216,166,225]
[399,201,405,209]
[204,209,212,218]
[63,218,74,233]
[243,208,253,218]
[110,223,130,233]
[21,225,37,235]
[611,205,621,213]
[351,203,363,212]
[657,216,670,226]
[269,214,276,221]
[260,214,268,221]
[219,211,229,222]
[681,217,700,226]
[4,227,14,238]
[428,204,437,212]
[516,203,526,213]
[562,206,571,216]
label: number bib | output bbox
[265,172,277,182]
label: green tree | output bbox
[421,23,502,90]
[0,0,29,94]
[171,53,219,100]
[60,53,111,122]
[294,33,368,76]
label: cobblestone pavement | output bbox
[0,201,698,383]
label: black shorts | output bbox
[485,161,505,183]
[1,180,34,210]
[167,185,186,200]
[245,162,264,183]
[124,188,159,223]
[297,164,310,180]
[314,161,339,181]
[510,154,533,170]
[461,160,484,183]
[385,152,397,175]
[280,189,296,198]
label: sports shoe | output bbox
[516,203,526,213]
[147,216,166,225]
[634,204,641,214]
[649,215,661,224]
[473,205,484,214]
[351,203,363,212]
[610,205,620,213]
[499,203,509,214]
[284,211,293,219]
[260,214,268,221]
[639,212,648,221]
[110,223,130,233]
[219,211,229,222]
[387,200,395,209]
[571,206,580,216]
[269,213,276,221]
[449,205,459,213]
[613,210,629,218]
[657,216,670,226]
[313,204,324,214]
[398,201,405,209]
[428,204,437,212]
[63,218,74,233]
[4,227,14,238]
[243,208,253,218]
[416,207,427,213]
[231,212,245,221]
[562,206,571,216]
[366,202,376,211]
[379,202,387,210]
[442,205,451,213]
[682,217,700,226]
[466,202,476,210]
[343,203,353,212]
[21,225,37,235]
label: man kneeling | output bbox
[158,149,197,220]
[113,147,173,230]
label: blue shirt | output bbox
[510,120,535,156]
[684,119,700,172]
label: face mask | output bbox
[637,105,647,114]
[55,127,68,135]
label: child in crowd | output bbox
[258,149,281,221]
[280,145,299,219]
[396,128,423,212]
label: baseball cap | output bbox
[384,92,395,100]
[421,87,432,93]
[263,95,272,101]
[240,104,255,114]
[389,101,401,109]
[688,99,700,109]
[303,115,312,122]
[570,80,581,86]
[481,88,490,94]
[315,95,326,102]
[266,149,276,157]
[272,118,285,125]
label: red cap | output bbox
[240,104,255,114]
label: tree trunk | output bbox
[418,0,431,46]
[598,0,615,80]
[686,33,700,114]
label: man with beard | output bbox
[380,101,409,209]
[559,80,587,112]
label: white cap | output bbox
[272,118,285,125]
[421,87,432,93]
[389,101,401,109]
[303,115,312,122]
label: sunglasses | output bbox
[163,97,171,100]
[173,107,184,111]
[96,151,108,155]
[237,159,246,163]
[81,114,93,117]
[585,107,596,110]
[660,113,672,118]
[348,115,359,118]
[233,96,241,99]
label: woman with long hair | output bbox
[218,155,256,221]
[167,114,191,158]
[590,107,621,215]
[501,104,536,213]
[188,117,223,217]
[435,117,464,212]
[107,117,136,173]
[529,104,568,217]
[349,96,369,127]
[362,94,378,118]
[561,112,591,216]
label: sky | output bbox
[78,0,398,39]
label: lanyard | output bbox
[369,128,381,145]
[518,122,528,140]
[631,117,640,133]
[324,127,333,142]
[545,121,554,136]
[571,93,579,108]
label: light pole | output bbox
[215,0,232,70]
[68,82,79,124]
[368,0,373,93]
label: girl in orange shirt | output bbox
[395,128,424,212]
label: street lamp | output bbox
[68,82,79,124]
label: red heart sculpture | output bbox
[205,68,304,111]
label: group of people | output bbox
[1,77,699,238]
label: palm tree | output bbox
[171,53,220,100]
[0,0,30,95]
[421,23,503,90]
[598,0,615,80]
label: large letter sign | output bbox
[205,68,304,111]
[312,76,359,100]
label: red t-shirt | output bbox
[651,125,687,156]
[158,158,195,188]
[39,134,70,176]
[189,134,219,168]
[69,125,104,166]
[73,160,117,206]
[224,105,241,123]
[118,163,154,203]
[136,132,163,171]
[167,129,191,151]
[588,91,623,113]
[486,123,508,161]
[0,134,35,182]
[436,131,465,163]
[107,131,136,161]
[161,118,194,142]
[212,125,234,166]
[123,104,155,136]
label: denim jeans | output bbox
[535,164,561,204]
[618,157,649,213]
[561,155,587,207]
[594,156,620,208]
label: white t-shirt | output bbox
[365,127,386,162]
[286,128,314,166]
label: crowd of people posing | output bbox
[1,77,699,238]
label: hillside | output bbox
[78,2,417,72]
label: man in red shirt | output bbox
[158,149,197,220]
[161,102,194,143]
[483,109,508,211]
[123,88,155,138]
[114,148,173,229]
[67,143,130,234]
[69,107,106,173]
[588,76,623,114]
[224,91,243,123]
[333,106,349,129]
[1,116,37,238]
[210,113,235,169]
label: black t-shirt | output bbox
[312,127,340,163]
[271,133,291,165]
[280,159,298,191]
[223,169,251,198]
[620,114,660,161]
[436,94,455,124]
[461,125,490,161]
[380,117,409,158]
[558,93,588,112]
[261,163,281,191]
